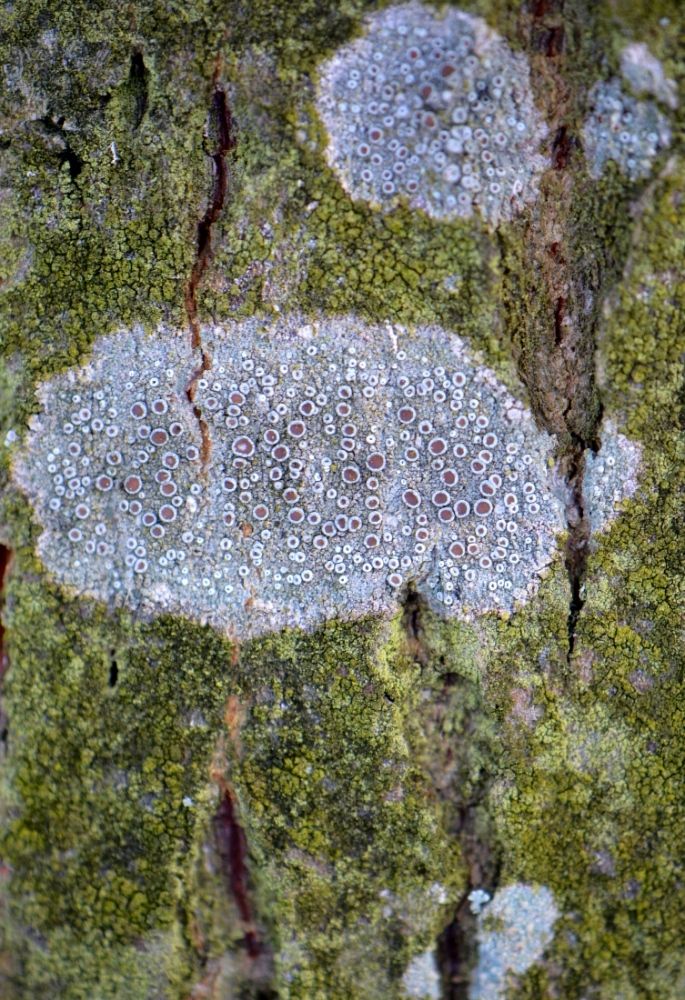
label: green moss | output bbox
[0,0,230,399]
[0,540,491,997]
[225,615,469,996]
[0,554,235,975]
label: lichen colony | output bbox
[13,317,566,637]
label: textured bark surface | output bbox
[0,2,684,998]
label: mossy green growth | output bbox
[0,546,239,997]
[226,613,472,998]
[0,2,515,994]
[3,1,685,996]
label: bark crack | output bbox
[0,545,14,755]
[212,778,263,960]
[128,51,150,130]
[184,63,236,472]
[399,592,501,998]
[516,0,608,668]
[183,65,267,969]
[401,583,430,668]
[562,438,592,665]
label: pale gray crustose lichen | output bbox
[582,77,671,181]
[583,419,642,539]
[401,948,441,999]
[13,315,566,639]
[315,1,548,225]
[469,883,559,1000]
[620,43,678,110]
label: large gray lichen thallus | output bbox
[13,317,567,639]
[315,1,548,225]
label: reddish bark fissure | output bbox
[184,82,235,350]
[213,784,262,960]
[184,71,237,471]
[437,0,607,989]
[0,545,14,753]
[182,68,263,962]
[524,0,599,667]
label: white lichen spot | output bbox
[583,419,642,537]
[315,2,548,225]
[402,949,441,999]
[470,883,559,1000]
[14,315,566,639]
[468,888,491,915]
[583,78,671,181]
[620,43,678,110]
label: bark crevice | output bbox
[212,782,263,960]
[184,65,237,472]
[0,544,13,756]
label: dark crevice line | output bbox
[553,295,566,345]
[551,124,575,170]
[401,583,430,668]
[184,67,237,471]
[181,67,263,965]
[436,766,502,997]
[0,545,14,752]
[524,0,605,670]
[39,115,84,180]
[180,69,265,967]
[129,50,149,130]
[563,400,602,665]
[59,146,84,180]
[400,590,501,998]
[442,1,601,988]
[185,79,236,348]
[213,784,262,960]
[563,441,588,663]
[108,650,119,688]
[438,859,503,1000]
[437,894,475,1000]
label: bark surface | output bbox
[0,2,684,998]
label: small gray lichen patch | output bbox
[401,949,441,999]
[620,43,678,110]
[469,883,559,1000]
[315,1,548,225]
[582,77,671,181]
[583,420,642,538]
[13,315,566,639]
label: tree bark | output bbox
[1,2,683,998]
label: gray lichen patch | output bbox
[583,420,642,538]
[469,884,559,1000]
[315,2,548,225]
[401,948,441,999]
[620,43,678,110]
[582,78,671,181]
[13,315,565,639]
